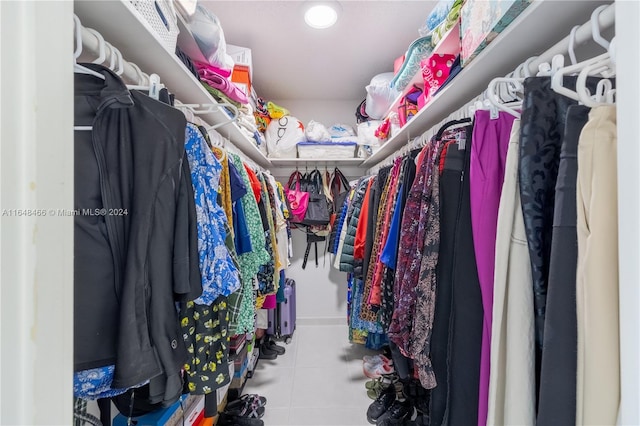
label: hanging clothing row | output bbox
[73,63,292,418]
[332,68,619,424]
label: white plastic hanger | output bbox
[73,15,105,81]
[127,73,163,100]
[551,6,613,101]
[487,77,524,118]
[537,54,565,77]
[85,28,107,65]
[575,37,616,107]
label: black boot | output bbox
[265,337,286,355]
[258,338,278,360]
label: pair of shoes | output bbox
[367,379,389,400]
[259,342,278,360]
[224,398,265,419]
[363,361,395,379]
[366,384,396,424]
[402,379,429,414]
[363,354,393,366]
[375,399,415,425]
[259,337,286,360]
[237,393,267,407]
[265,337,285,355]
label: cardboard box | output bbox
[227,44,253,80]
[460,0,532,66]
[231,64,251,97]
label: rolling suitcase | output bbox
[266,278,297,342]
[279,278,296,342]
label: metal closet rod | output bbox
[527,3,615,73]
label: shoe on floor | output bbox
[224,399,265,419]
[366,384,396,424]
[238,393,267,407]
[363,354,393,366]
[258,343,278,360]
[375,399,414,425]
[265,338,286,355]
[363,361,395,379]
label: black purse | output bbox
[302,169,331,226]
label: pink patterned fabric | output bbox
[421,53,456,103]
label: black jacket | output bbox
[74,64,201,402]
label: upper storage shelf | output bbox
[74,0,272,169]
[362,0,611,168]
[382,23,462,119]
[269,158,364,167]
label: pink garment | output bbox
[195,61,249,104]
[193,60,232,78]
[469,110,516,426]
[262,294,277,309]
[420,53,456,103]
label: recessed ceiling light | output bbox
[304,2,341,29]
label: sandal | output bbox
[239,393,267,407]
[224,398,266,419]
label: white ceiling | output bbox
[201,1,437,102]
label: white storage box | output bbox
[129,0,179,53]
[297,142,358,159]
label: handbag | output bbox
[285,171,309,224]
[302,169,331,226]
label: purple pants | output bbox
[470,110,516,426]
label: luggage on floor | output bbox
[266,278,297,342]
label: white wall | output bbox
[0,1,74,424]
[272,99,362,132]
[615,2,640,423]
[286,229,349,324]
[273,172,363,324]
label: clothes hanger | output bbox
[576,46,616,106]
[126,71,163,100]
[487,78,523,118]
[73,15,105,80]
[85,28,106,65]
[551,7,613,101]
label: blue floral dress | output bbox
[185,124,241,304]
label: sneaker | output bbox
[375,399,414,425]
[259,343,278,360]
[366,384,396,424]
[224,399,265,419]
[265,339,286,355]
[363,361,395,379]
[363,354,393,366]
[238,393,267,407]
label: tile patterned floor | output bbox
[243,324,380,426]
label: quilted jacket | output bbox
[339,177,372,272]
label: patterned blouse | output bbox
[388,138,442,358]
[185,124,241,304]
[229,153,270,334]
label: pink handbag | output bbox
[285,171,309,224]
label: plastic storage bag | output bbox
[185,5,234,71]
[266,116,306,158]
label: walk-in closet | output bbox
[1,1,638,425]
